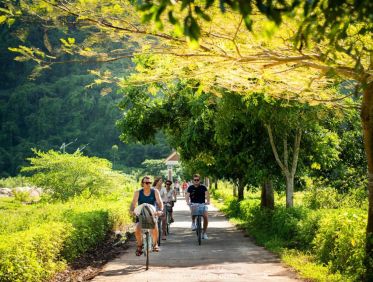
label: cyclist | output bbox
[165,180,177,223]
[181,181,188,196]
[130,176,163,256]
[185,174,210,239]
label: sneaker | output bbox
[202,233,208,240]
[191,223,196,231]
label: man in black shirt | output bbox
[185,174,210,239]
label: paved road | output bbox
[93,196,301,282]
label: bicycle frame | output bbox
[190,203,205,245]
[142,229,152,270]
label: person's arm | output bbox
[205,187,210,205]
[155,189,164,212]
[130,190,139,215]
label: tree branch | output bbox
[265,123,289,175]
[290,128,302,177]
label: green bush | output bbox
[0,222,70,282]
[21,149,128,201]
[0,194,134,281]
[295,210,322,249]
[13,191,32,203]
[303,186,341,209]
[211,182,367,281]
[0,176,31,188]
[313,210,366,280]
[62,210,110,261]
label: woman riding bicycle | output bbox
[165,180,177,222]
[130,176,163,256]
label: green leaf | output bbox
[168,11,177,25]
[205,0,215,9]
[0,15,8,24]
[194,6,211,21]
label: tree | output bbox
[21,149,123,201]
[1,0,372,276]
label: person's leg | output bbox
[170,207,174,222]
[152,224,159,247]
[135,223,142,246]
[203,212,208,233]
[161,213,167,239]
[135,223,143,255]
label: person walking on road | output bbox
[185,174,210,239]
[130,176,163,255]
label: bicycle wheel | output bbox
[197,215,202,245]
[145,232,150,270]
[166,209,170,235]
[157,217,162,246]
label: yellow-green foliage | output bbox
[0,176,31,188]
[0,173,136,281]
[313,210,366,279]
[21,149,126,201]
[0,222,70,282]
[211,180,367,281]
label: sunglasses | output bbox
[193,179,200,181]
[143,182,152,185]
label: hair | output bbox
[141,175,151,187]
[193,174,201,179]
[153,176,162,187]
[165,180,172,185]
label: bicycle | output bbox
[137,203,161,270]
[157,216,162,246]
[164,201,174,235]
[190,203,206,245]
[141,228,152,270]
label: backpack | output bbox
[139,204,156,229]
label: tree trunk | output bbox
[266,124,301,208]
[238,179,245,201]
[233,183,237,197]
[261,180,274,209]
[285,174,294,208]
[361,81,373,280]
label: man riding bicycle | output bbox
[130,176,163,256]
[185,174,210,239]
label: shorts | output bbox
[190,203,208,215]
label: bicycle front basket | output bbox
[191,204,205,216]
[140,205,156,229]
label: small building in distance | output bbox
[164,151,180,181]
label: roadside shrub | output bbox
[303,186,341,209]
[271,207,307,246]
[21,149,126,201]
[295,210,322,249]
[0,176,31,188]
[313,209,366,280]
[62,210,110,261]
[0,222,70,282]
[13,190,32,203]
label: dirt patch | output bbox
[51,232,133,282]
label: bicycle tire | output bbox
[157,217,162,246]
[145,232,150,270]
[166,209,170,235]
[197,215,202,245]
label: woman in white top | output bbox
[165,180,177,223]
[153,177,168,240]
